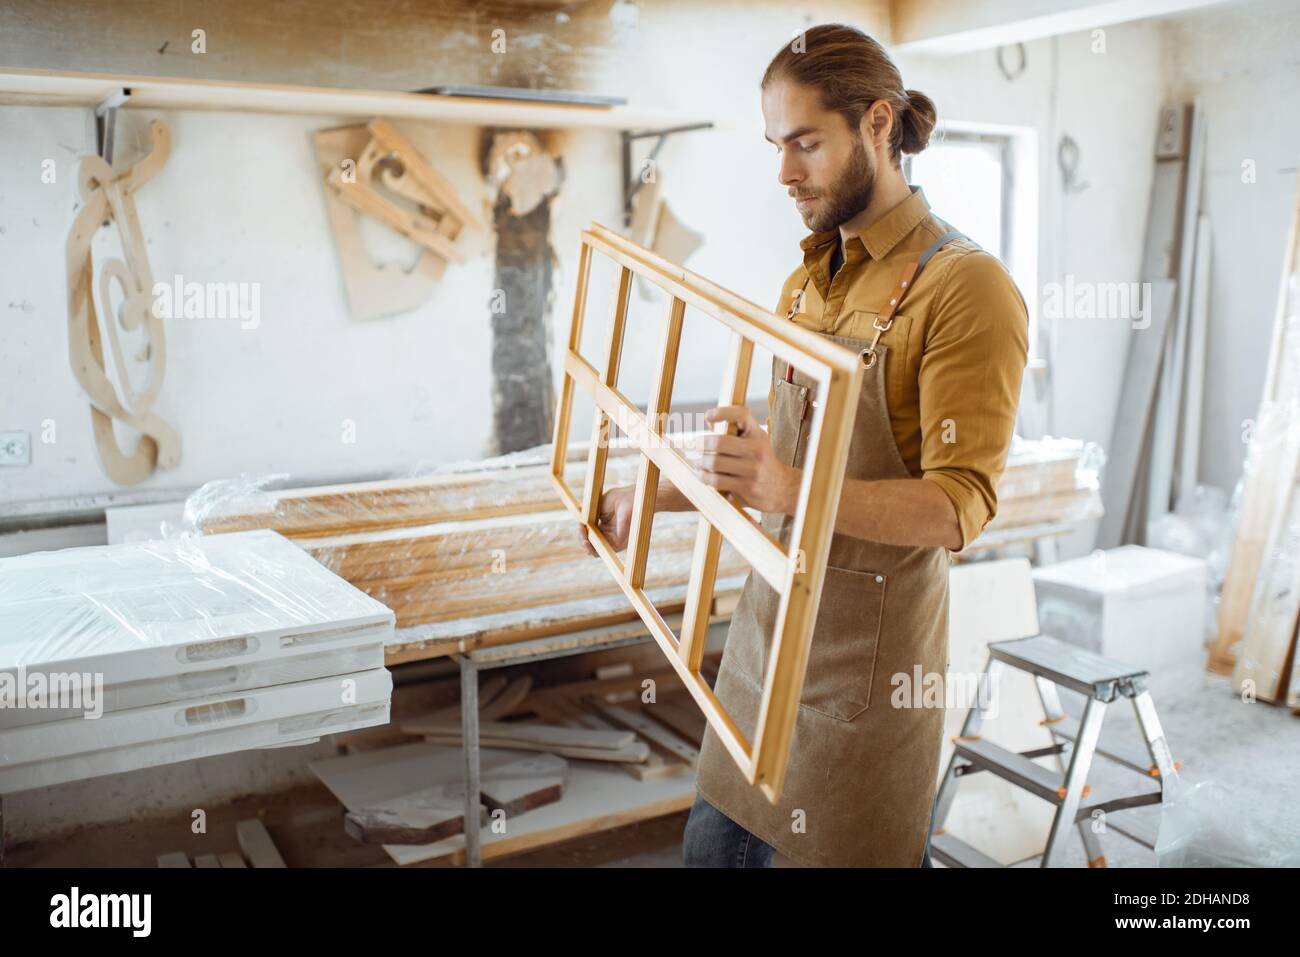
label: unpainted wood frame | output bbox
[549,223,861,802]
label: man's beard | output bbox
[797,139,876,233]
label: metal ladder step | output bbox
[1045,714,1159,777]
[929,832,1002,868]
[989,635,1149,702]
[953,737,1065,804]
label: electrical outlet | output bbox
[0,431,31,466]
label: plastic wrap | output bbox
[1147,485,1233,644]
[1156,772,1300,867]
[0,529,393,720]
[178,433,746,633]
[981,434,1106,536]
[0,529,394,791]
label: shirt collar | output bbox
[797,186,932,262]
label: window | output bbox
[905,124,1039,355]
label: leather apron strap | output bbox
[858,228,967,370]
[783,228,969,380]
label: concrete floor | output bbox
[587,668,1300,868]
[7,668,1296,868]
[1044,668,1300,867]
[503,666,1300,868]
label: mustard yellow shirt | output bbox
[771,187,1029,550]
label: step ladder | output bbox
[930,634,1180,868]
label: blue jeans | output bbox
[682,792,936,867]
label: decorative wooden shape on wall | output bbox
[65,119,180,486]
[550,223,862,803]
[315,119,484,321]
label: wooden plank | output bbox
[311,742,695,866]
[418,732,649,764]
[0,67,711,132]
[1209,169,1300,675]
[399,719,635,751]
[235,819,287,868]
[1097,280,1178,547]
[526,694,684,781]
[534,666,685,703]
[478,752,568,816]
[384,577,743,664]
[344,790,475,845]
[594,702,699,765]
[1147,102,1204,522]
[645,696,707,746]
[1177,215,1212,505]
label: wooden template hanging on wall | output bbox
[65,119,180,486]
[315,119,485,321]
[550,223,862,803]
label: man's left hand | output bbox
[692,405,800,515]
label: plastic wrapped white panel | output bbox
[0,667,392,793]
[0,529,395,695]
[0,643,385,729]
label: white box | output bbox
[1032,545,1207,678]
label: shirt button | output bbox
[875,575,884,583]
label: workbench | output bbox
[380,576,744,866]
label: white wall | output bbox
[1162,0,1300,495]
[1,107,497,507]
[2,2,1291,550]
[0,1,892,514]
[900,21,1168,556]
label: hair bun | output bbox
[900,89,937,155]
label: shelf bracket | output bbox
[621,122,713,226]
[94,88,131,164]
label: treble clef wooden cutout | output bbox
[65,119,181,485]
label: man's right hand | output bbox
[575,484,635,556]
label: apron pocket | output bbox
[799,566,886,722]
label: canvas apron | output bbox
[695,235,964,867]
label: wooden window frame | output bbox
[550,223,862,802]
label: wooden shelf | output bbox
[0,67,711,132]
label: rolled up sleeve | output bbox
[918,251,1029,551]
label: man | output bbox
[575,23,1028,866]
